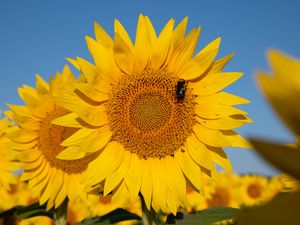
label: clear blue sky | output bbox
[1,0,299,175]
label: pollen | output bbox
[37,105,99,174]
[107,69,196,159]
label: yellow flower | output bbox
[56,15,251,214]
[0,118,17,190]
[238,175,272,206]
[6,66,99,210]
[238,50,300,225]
[206,172,239,208]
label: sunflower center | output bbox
[107,69,196,159]
[247,183,262,199]
[129,93,172,131]
[37,105,99,174]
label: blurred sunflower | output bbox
[0,118,17,190]
[6,66,99,210]
[238,175,271,206]
[56,15,251,214]
[206,172,239,208]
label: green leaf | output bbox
[250,139,300,180]
[174,207,243,225]
[75,208,141,225]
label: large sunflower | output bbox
[0,118,17,190]
[6,66,99,210]
[56,15,251,214]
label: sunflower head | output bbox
[6,65,100,210]
[56,15,251,214]
[238,175,272,206]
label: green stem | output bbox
[141,196,159,225]
[54,199,68,225]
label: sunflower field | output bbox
[0,3,300,225]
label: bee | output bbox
[175,79,186,101]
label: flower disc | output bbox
[108,69,196,159]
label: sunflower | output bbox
[6,65,99,210]
[238,175,272,206]
[55,15,251,214]
[206,172,239,208]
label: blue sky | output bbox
[1,0,299,175]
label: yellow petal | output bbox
[195,100,247,119]
[172,17,188,50]
[76,83,109,103]
[113,33,134,75]
[165,156,186,206]
[175,151,201,191]
[151,19,175,69]
[208,146,233,172]
[140,159,153,210]
[221,130,251,148]
[13,114,40,131]
[40,168,56,206]
[49,169,63,208]
[56,146,85,160]
[209,53,234,74]
[192,72,243,96]
[66,57,80,70]
[7,129,37,143]
[186,134,214,170]
[196,116,248,130]
[86,36,121,83]
[150,158,167,212]
[180,48,218,80]
[124,153,142,200]
[94,21,113,49]
[79,126,112,153]
[51,112,83,128]
[61,128,94,147]
[171,27,201,73]
[76,57,98,84]
[55,174,68,207]
[257,71,300,136]
[35,74,50,97]
[135,14,151,71]
[104,150,130,196]
[84,141,124,186]
[193,123,230,147]
[114,19,134,50]
[144,16,157,46]
[196,37,221,56]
